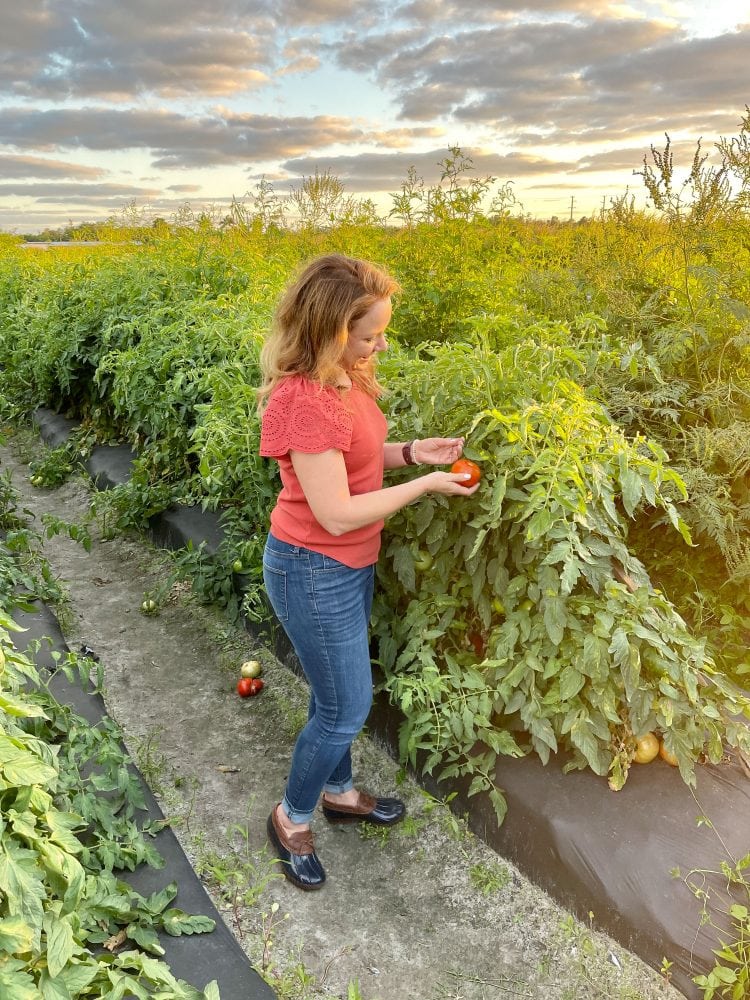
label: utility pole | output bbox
[569,195,575,222]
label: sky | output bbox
[0,0,748,233]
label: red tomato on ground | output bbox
[237,677,254,697]
[451,458,482,487]
[237,677,265,697]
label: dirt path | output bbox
[0,430,684,1000]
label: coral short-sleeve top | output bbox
[259,374,388,568]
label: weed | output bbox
[684,848,750,999]
[267,685,308,738]
[399,814,427,838]
[132,725,170,795]
[469,860,511,895]
[418,789,471,842]
[193,822,284,942]
[357,822,392,847]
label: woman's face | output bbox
[342,297,391,371]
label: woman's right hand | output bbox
[421,470,481,496]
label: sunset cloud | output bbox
[0,0,746,231]
[0,154,106,179]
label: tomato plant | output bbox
[373,339,750,821]
[3,172,750,835]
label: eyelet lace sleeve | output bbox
[260,376,353,457]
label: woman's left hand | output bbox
[414,437,465,466]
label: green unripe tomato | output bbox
[492,598,505,615]
[232,559,244,573]
[519,599,534,612]
[240,660,262,679]
[414,550,433,572]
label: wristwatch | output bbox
[402,440,419,466]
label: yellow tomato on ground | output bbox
[633,732,659,764]
[240,660,262,679]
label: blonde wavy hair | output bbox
[257,253,400,411]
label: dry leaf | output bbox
[103,928,128,952]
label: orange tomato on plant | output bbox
[659,739,679,766]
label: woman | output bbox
[258,253,479,890]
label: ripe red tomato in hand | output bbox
[451,458,481,487]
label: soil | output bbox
[0,430,685,1000]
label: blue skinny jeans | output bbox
[262,534,375,824]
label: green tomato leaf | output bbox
[126,922,165,956]
[0,693,48,719]
[162,909,217,937]
[0,916,36,955]
[559,665,585,701]
[619,466,642,518]
[0,965,38,1000]
[143,882,178,916]
[43,911,79,979]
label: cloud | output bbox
[278,0,382,26]
[335,14,749,147]
[278,36,322,75]
[0,182,161,199]
[0,0,387,100]
[0,154,106,179]
[279,147,571,191]
[1,1,746,232]
[0,105,450,169]
[572,138,711,173]
[0,3,276,99]
[397,0,630,23]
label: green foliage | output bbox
[685,847,750,999]
[469,860,511,895]
[0,476,71,610]
[373,341,750,819]
[1,135,750,832]
[0,621,220,996]
[0,479,219,997]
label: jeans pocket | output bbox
[263,564,288,622]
